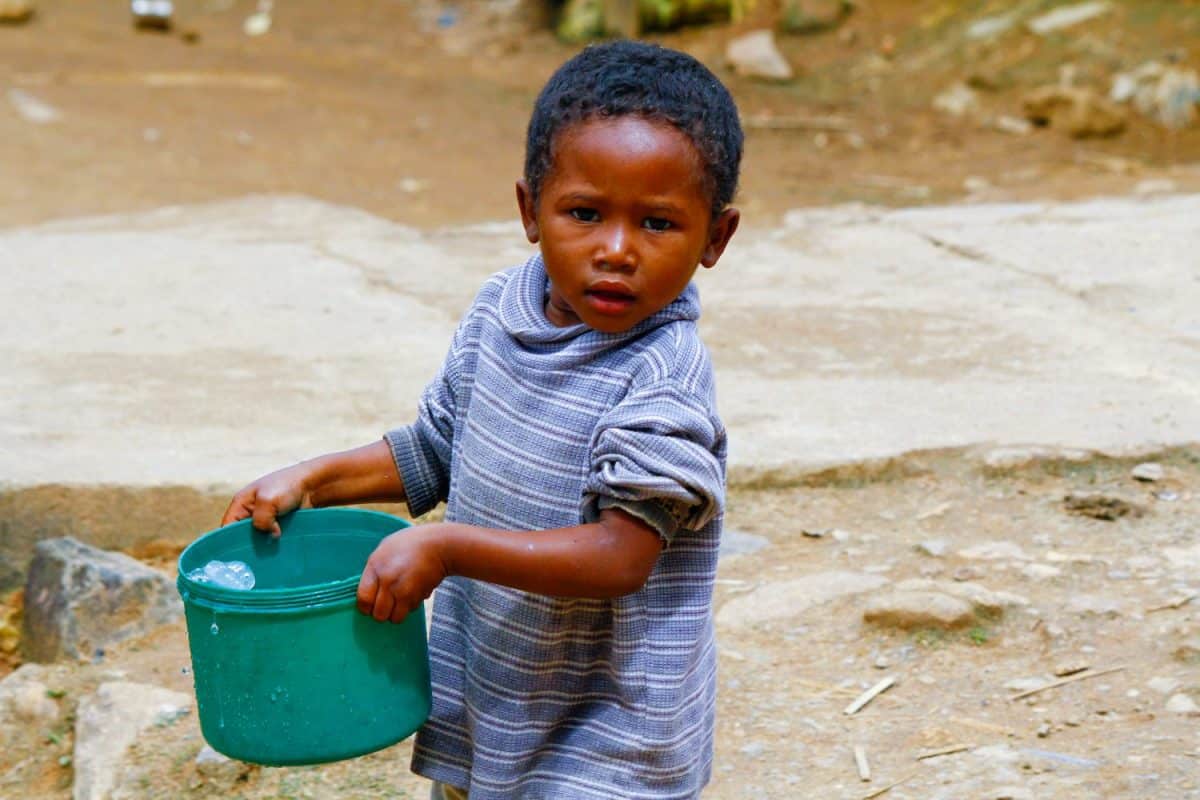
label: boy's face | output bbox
[516,116,739,334]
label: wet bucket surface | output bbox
[177,508,431,766]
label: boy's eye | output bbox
[570,208,599,223]
[643,217,672,232]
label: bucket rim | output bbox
[177,507,408,609]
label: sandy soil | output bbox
[2,450,1199,799]
[2,0,1199,232]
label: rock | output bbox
[915,539,948,558]
[717,571,888,628]
[7,88,61,125]
[0,664,60,734]
[966,14,1016,40]
[959,541,1030,561]
[780,0,851,35]
[719,529,770,559]
[0,0,33,23]
[980,446,1094,471]
[1131,462,1165,482]
[22,537,183,663]
[195,745,256,786]
[1062,493,1145,521]
[1147,676,1180,695]
[1027,1,1112,35]
[1174,639,1200,664]
[726,30,794,82]
[1022,86,1126,138]
[990,786,1034,800]
[1165,693,1199,714]
[933,84,980,117]
[1065,594,1123,617]
[863,591,974,630]
[73,682,192,800]
[992,115,1034,135]
[1004,677,1049,693]
[894,578,1027,615]
[1021,563,1062,580]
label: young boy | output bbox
[221,40,742,799]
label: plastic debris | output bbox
[131,0,173,31]
[187,560,256,590]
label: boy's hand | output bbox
[220,463,313,537]
[357,527,448,623]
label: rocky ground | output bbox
[2,448,1198,799]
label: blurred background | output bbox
[3,0,1199,230]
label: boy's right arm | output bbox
[220,440,406,536]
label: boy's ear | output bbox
[515,179,540,244]
[700,207,740,269]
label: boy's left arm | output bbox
[356,510,661,622]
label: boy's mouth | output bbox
[584,282,636,315]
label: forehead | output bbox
[547,116,708,199]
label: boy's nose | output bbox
[596,222,637,272]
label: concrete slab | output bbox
[2,193,1197,488]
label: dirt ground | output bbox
[2,451,1199,798]
[2,0,1200,232]
[3,0,1200,798]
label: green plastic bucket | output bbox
[176,508,431,766]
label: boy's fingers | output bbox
[389,602,409,624]
[357,568,379,616]
[220,493,253,526]
[251,500,280,537]
[371,590,395,623]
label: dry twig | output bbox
[1008,666,1126,701]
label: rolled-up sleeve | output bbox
[582,380,726,543]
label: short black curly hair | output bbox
[525,40,743,218]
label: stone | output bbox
[966,14,1016,40]
[1174,639,1200,665]
[73,682,192,800]
[1027,1,1112,35]
[780,0,851,35]
[893,578,1027,615]
[959,541,1030,561]
[0,0,32,22]
[933,84,980,117]
[0,664,60,740]
[726,30,794,82]
[990,787,1034,800]
[1131,462,1165,482]
[7,88,61,125]
[992,115,1034,135]
[1062,493,1145,521]
[1066,594,1122,617]
[195,745,256,785]
[1021,563,1062,580]
[22,537,183,663]
[1165,693,1199,714]
[1004,677,1049,693]
[717,571,888,628]
[1147,676,1181,695]
[719,529,770,559]
[915,539,948,558]
[1023,86,1126,138]
[863,591,974,630]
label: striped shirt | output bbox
[385,254,726,800]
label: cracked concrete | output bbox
[2,193,1198,489]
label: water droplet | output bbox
[210,622,219,635]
